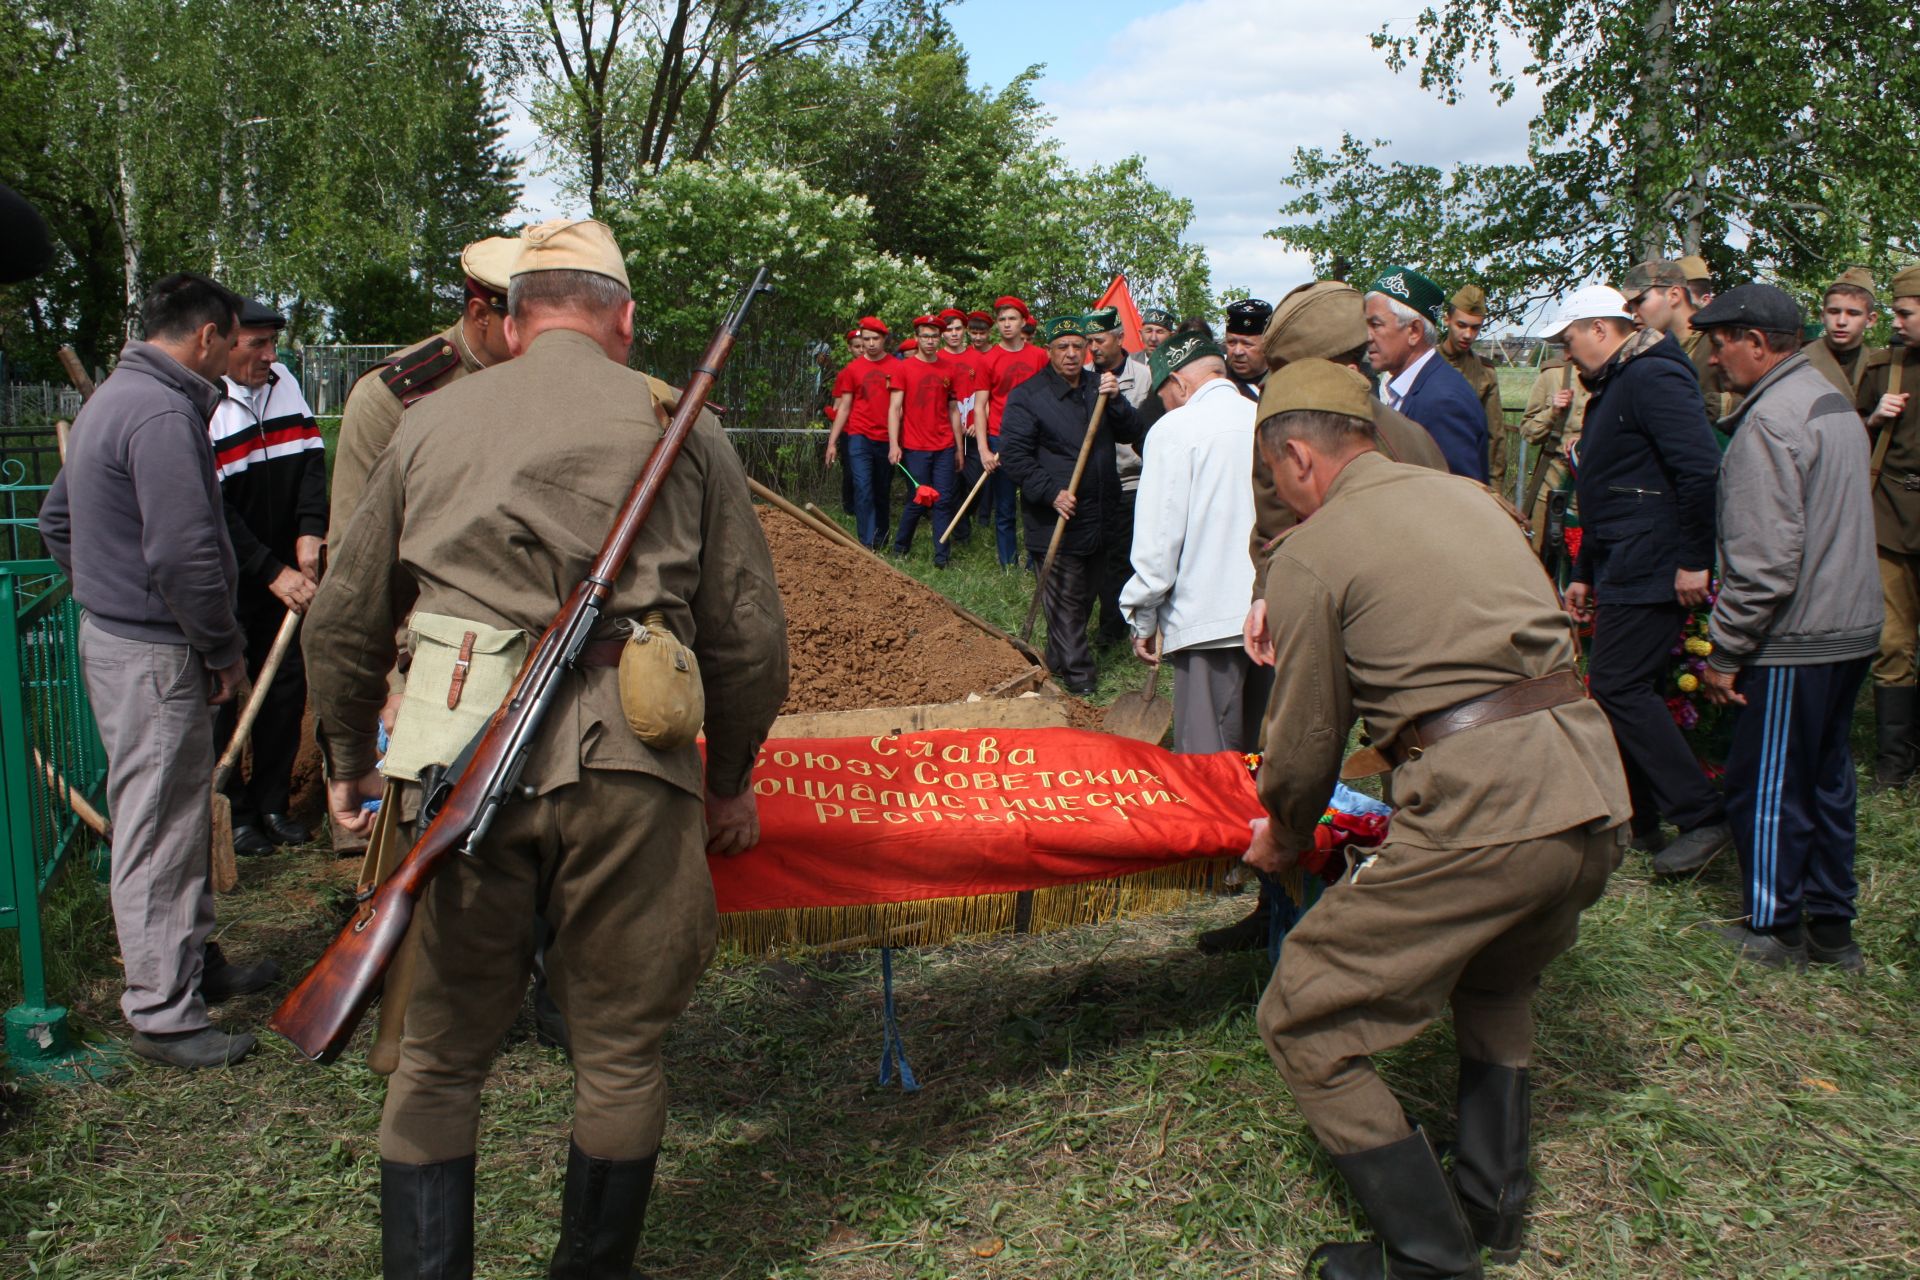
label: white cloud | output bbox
[1038,0,1540,300]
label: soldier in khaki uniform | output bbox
[1516,353,1590,556]
[1439,284,1509,493]
[1860,265,1920,788]
[1243,360,1628,1279]
[1806,267,1881,400]
[305,219,789,1277]
[1677,253,1714,306]
[327,236,522,537]
[1193,282,1448,956]
[1620,258,1734,419]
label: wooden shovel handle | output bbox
[1022,392,1110,641]
[940,468,992,545]
[212,608,303,790]
[58,347,96,401]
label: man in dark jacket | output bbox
[998,313,1139,694]
[1550,285,1731,873]
[38,273,279,1070]
[209,298,329,855]
[1364,266,1491,482]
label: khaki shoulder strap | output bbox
[1871,349,1906,482]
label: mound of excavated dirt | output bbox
[757,507,1037,714]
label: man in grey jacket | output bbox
[39,273,279,1068]
[1694,285,1883,972]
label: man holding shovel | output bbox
[998,313,1140,695]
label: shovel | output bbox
[1103,638,1173,744]
[209,608,303,892]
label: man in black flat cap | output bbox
[1223,298,1274,402]
[208,296,329,855]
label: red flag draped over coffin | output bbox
[709,728,1263,913]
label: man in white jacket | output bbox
[1122,333,1266,752]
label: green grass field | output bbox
[4,513,1918,1278]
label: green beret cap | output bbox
[1038,314,1087,344]
[1891,264,1920,301]
[1367,266,1447,327]
[1618,259,1688,296]
[1256,358,1376,428]
[1082,306,1121,335]
[1140,307,1177,329]
[1149,331,1223,392]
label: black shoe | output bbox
[201,941,281,1003]
[1871,686,1917,792]
[231,823,277,859]
[1807,917,1866,973]
[130,1025,257,1069]
[382,1155,475,1280]
[1197,899,1270,955]
[1452,1060,1530,1264]
[260,812,313,846]
[1304,1128,1483,1279]
[1064,681,1097,697]
[533,977,572,1058]
[1716,924,1809,971]
[1651,823,1731,877]
[1627,823,1669,856]
[549,1139,657,1279]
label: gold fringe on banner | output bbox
[717,858,1254,955]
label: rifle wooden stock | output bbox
[270,268,773,1064]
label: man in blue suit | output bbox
[1364,266,1491,483]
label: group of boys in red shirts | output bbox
[823,296,1051,566]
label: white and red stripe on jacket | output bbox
[210,362,323,480]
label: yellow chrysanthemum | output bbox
[1685,637,1713,656]
[1676,673,1700,693]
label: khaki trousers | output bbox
[1256,825,1619,1155]
[1875,548,1920,686]
[380,769,716,1164]
[78,618,217,1035]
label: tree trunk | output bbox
[114,69,142,341]
[1627,0,1677,261]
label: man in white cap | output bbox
[1545,284,1730,876]
[306,217,790,1278]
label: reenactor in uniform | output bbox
[1678,253,1715,306]
[1222,298,1274,402]
[1244,359,1628,1279]
[1516,352,1590,559]
[1860,265,1920,788]
[305,219,789,1276]
[1620,258,1733,419]
[1197,281,1446,956]
[1439,284,1509,494]
[1805,268,1880,399]
[327,235,523,536]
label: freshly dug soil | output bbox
[758,506,1037,714]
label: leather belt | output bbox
[577,639,626,668]
[1341,670,1586,779]
[1900,473,1920,492]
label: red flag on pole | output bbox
[1095,274,1145,353]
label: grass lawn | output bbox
[4,507,1919,1278]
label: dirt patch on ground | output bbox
[759,506,1037,714]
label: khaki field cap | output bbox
[1618,259,1688,297]
[1257,357,1375,427]
[1263,281,1368,368]
[512,218,631,288]
[1449,284,1488,317]
[1828,267,1876,299]
[1677,254,1712,284]
[459,236,522,293]
[1892,265,1920,300]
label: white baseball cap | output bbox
[1540,284,1635,338]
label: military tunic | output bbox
[1681,325,1737,421]
[1517,356,1590,554]
[1859,347,1920,684]
[305,327,789,1164]
[1250,451,1628,1153]
[1441,338,1508,493]
[1805,340,1877,401]
[328,323,485,538]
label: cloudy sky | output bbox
[508,0,1541,306]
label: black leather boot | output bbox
[1303,1129,1482,1279]
[548,1139,657,1279]
[1197,888,1270,954]
[1872,685,1917,791]
[381,1155,475,1280]
[1452,1060,1530,1263]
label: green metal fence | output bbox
[0,556,112,1077]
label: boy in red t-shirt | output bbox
[824,317,897,548]
[961,296,1047,566]
[889,317,966,566]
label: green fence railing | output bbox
[0,560,111,1078]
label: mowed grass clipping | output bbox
[3,507,1918,1277]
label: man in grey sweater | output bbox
[1693,285,1883,972]
[40,273,279,1068]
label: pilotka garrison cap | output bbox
[511,218,630,288]
[1264,282,1368,368]
[1256,358,1376,427]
